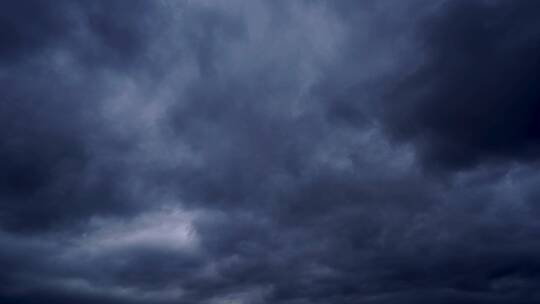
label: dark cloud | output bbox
[0,0,161,68]
[2,0,540,303]
[0,0,168,233]
[381,0,540,172]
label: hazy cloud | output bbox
[2,1,540,303]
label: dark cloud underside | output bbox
[1,1,540,303]
[383,0,540,171]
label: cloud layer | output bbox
[2,1,540,303]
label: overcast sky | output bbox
[2,1,540,303]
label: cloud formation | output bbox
[2,1,540,303]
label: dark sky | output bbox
[2,0,540,303]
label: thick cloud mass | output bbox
[383,0,540,171]
[2,1,540,303]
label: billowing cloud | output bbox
[2,1,540,303]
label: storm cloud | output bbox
[2,1,540,303]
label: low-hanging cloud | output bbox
[2,1,540,303]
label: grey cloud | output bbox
[2,1,540,303]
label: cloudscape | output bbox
[2,1,540,303]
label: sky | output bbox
[1,0,540,303]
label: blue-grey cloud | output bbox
[2,1,540,303]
